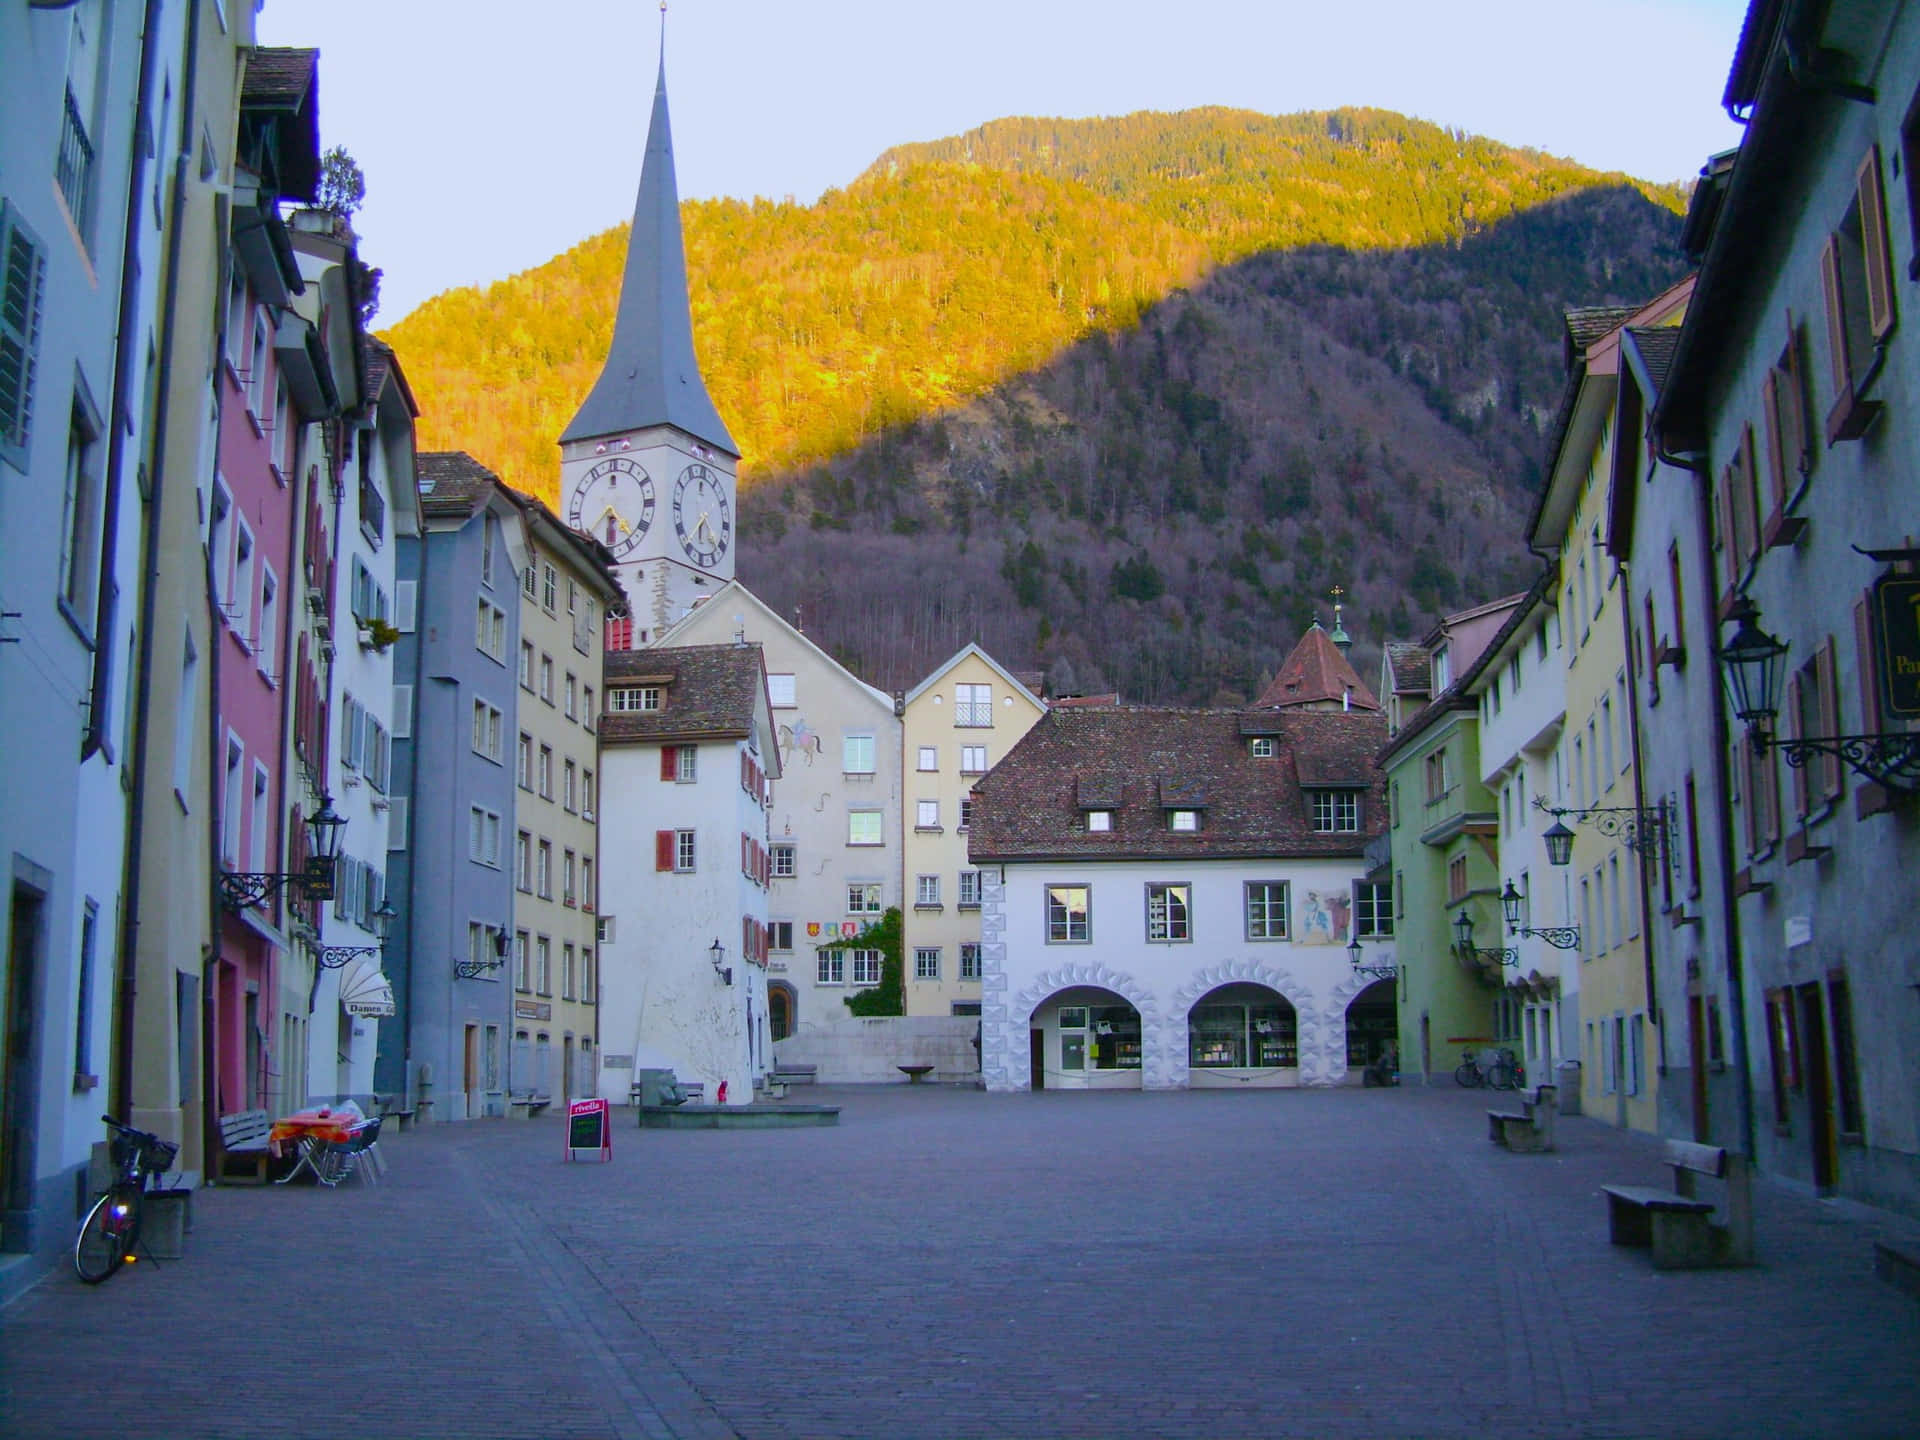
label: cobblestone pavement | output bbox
[3,1084,1917,1440]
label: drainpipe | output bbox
[1614,559,1662,1041]
[1694,469,1757,1160]
[84,0,162,768]
[113,0,201,1125]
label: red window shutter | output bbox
[1858,146,1896,341]
[1781,314,1808,486]
[1854,594,1884,732]
[660,747,675,782]
[1760,367,1786,515]
[1817,639,1843,799]
[655,830,674,872]
[1820,233,1853,398]
[1788,671,1808,818]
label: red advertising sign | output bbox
[566,1098,611,1163]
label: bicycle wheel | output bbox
[1489,1062,1518,1091]
[73,1185,140,1284]
[1454,1062,1484,1088]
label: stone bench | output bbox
[1602,1139,1753,1269]
[772,1063,817,1085]
[1487,1084,1557,1153]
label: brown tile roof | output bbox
[241,48,317,109]
[1385,642,1431,695]
[1254,622,1380,711]
[599,644,764,745]
[1625,326,1681,398]
[415,450,503,516]
[504,488,626,602]
[1564,305,1635,358]
[969,706,1388,863]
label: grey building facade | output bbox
[1654,0,1920,1218]
[378,453,526,1119]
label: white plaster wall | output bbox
[772,1016,980,1083]
[596,736,764,1103]
[980,858,1394,1092]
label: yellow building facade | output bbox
[900,646,1045,1019]
[1529,297,1685,1133]
[511,499,623,1108]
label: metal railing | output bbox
[57,88,93,234]
[954,702,993,727]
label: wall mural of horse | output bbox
[779,718,822,767]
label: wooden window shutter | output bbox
[1781,316,1809,483]
[1788,671,1808,817]
[1740,427,1763,564]
[1760,367,1787,514]
[659,746,675,782]
[1817,638,1843,798]
[1821,232,1853,401]
[1858,146,1896,341]
[1854,594,1885,733]
[655,830,674,872]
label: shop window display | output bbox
[1189,994,1297,1069]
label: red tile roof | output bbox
[969,706,1388,863]
[600,644,765,745]
[1254,623,1380,711]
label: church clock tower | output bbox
[559,55,739,646]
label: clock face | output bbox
[672,461,731,568]
[566,457,655,559]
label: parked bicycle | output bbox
[73,1115,178,1284]
[1453,1047,1527,1091]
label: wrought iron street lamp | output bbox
[1499,879,1580,950]
[317,899,396,970]
[1720,595,1920,792]
[1532,793,1673,864]
[710,937,732,987]
[1348,934,1397,982]
[218,795,347,909]
[454,922,512,980]
[1451,909,1518,969]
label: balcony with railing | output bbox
[57,88,94,240]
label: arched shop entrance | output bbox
[767,982,796,1042]
[1029,987,1142,1090]
[1344,979,1398,1081]
[1187,983,1298,1087]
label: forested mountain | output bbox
[383,106,1689,701]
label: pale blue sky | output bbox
[256,0,1750,324]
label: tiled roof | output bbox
[969,706,1388,863]
[1051,692,1120,707]
[1254,622,1380,711]
[415,451,502,516]
[1625,326,1681,398]
[1385,643,1431,695]
[505,489,626,601]
[241,48,316,109]
[1564,305,1635,355]
[600,644,764,745]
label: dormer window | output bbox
[1086,810,1113,833]
[608,685,662,713]
[1250,737,1275,758]
[1168,809,1200,833]
[1310,791,1360,832]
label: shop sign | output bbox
[566,1098,611,1163]
[515,1000,551,1020]
[1874,576,1920,716]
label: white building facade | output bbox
[595,643,778,1104]
[971,707,1395,1092]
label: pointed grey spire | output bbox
[561,58,738,455]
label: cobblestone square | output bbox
[3,1085,1916,1440]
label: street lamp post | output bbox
[218,796,348,909]
[1451,909,1518,969]
[317,898,397,970]
[1499,879,1580,950]
[454,922,512,980]
[1347,935,1397,982]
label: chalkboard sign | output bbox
[566,1098,610,1163]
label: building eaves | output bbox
[903,641,1046,710]
[1385,642,1432,695]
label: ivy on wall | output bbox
[838,907,904,1017]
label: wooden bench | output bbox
[215,1109,273,1185]
[1602,1139,1754,1269]
[374,1094,416,1133]
[1487,1085,1557,1153]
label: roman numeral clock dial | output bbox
[672,461,730,568]
[566,457,654,559]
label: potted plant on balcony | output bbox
[357,617,401,653]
